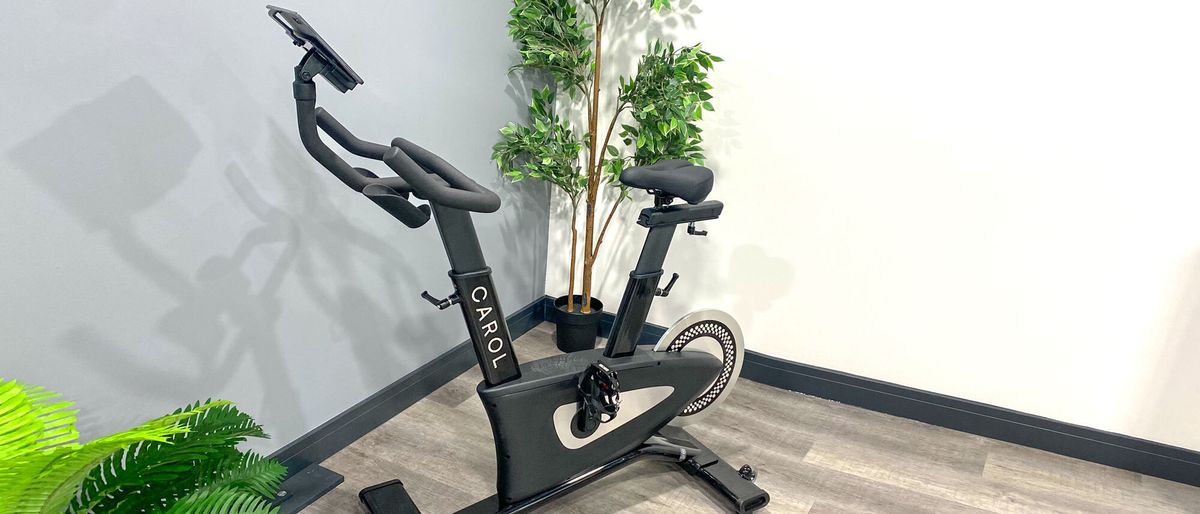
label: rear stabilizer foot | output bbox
[360,480,421,514]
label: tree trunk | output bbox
[581,10,605,314]
[567,198,579,312]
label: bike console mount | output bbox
[268,5,364,93]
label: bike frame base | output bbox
[359,427,769,514]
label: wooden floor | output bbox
[305,323,1200,513]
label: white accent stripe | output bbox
[552,386,675,450]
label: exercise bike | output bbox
[268,6,770,513]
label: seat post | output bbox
[603,225,676,358]
[603,200,725,358]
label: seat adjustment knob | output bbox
[655,273,680,297]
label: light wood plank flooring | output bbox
[305,323,1200,513]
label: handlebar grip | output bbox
[385,139,501,213]
[296,100,427,225]
[363,184,431,228]
[316,108,392,160]
[296,100,371,191]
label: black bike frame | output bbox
[430,204,522,386]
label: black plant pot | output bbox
[553,295,604,353]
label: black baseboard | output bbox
[270,296,548,477]
[582,294,1200,488]
[742,351,1200,488]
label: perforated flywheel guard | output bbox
[653,309,744,426]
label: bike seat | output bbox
[620,160,714,204]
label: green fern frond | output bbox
[72,400,280,514]
[198,452,287,499]
[0,379,80,461]
[0,383,224,514]
[163,485,280,514]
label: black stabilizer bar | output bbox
[359,427,769,514]
[661,425,771,513]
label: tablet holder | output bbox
[268,5,364,93]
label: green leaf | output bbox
[163,485,280,514]
[68,400,281,514]
[0,380,226,514]
[617,42,721,167]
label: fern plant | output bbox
[71,399,287,514]
[0,378,286,514]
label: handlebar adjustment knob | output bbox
[421,291,461,310]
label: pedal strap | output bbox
[576,362,621,433]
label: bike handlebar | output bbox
[315,108,391,160]
[296,92,500,228]
[296,98,372,191]
[385,139,501,213]
[278,5,499,228]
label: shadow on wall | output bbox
[495,174,551,300]
[8,76,310,434]
[588,206,795,335]
[195,54,442,393]
[6,65,458,440]
[495,71,553,298]
[10,77,199,231]
[606,0,699,70]
[258,117,444,389]
[1138,252,1200,450]
[725,245,795,326]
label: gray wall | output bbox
[0,1,548,453]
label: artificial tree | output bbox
[494,0,720,315]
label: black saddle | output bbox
[620,160,714,205]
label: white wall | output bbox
[546,1,1200,451]
[0,1,548,451]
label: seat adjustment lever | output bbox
[655,273,680,297]
[421,291,461,310]
[687,222,708,236]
